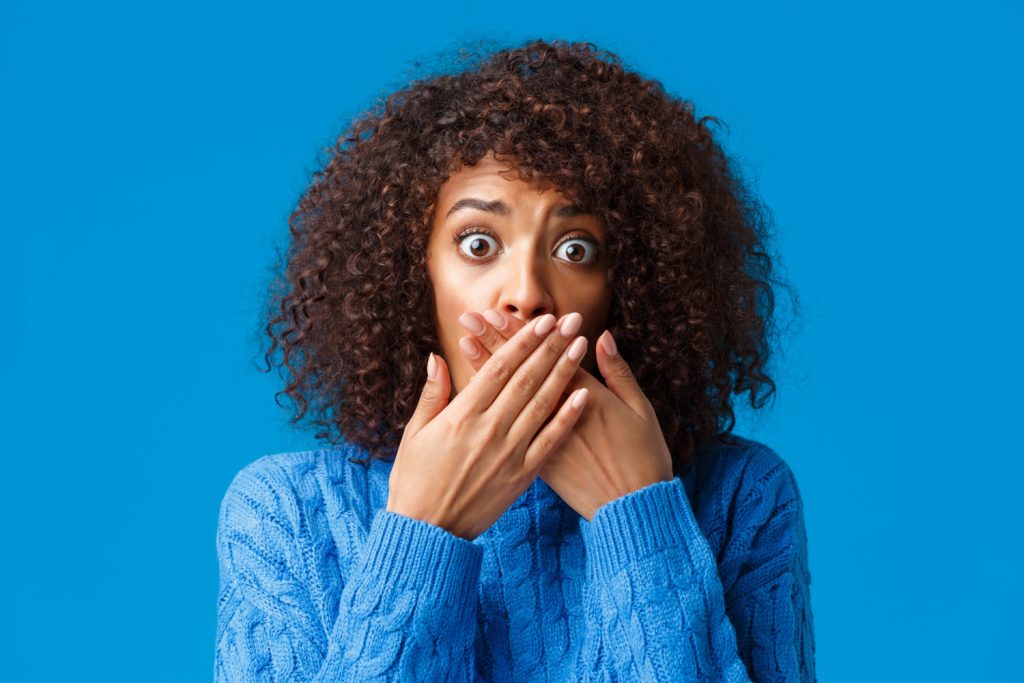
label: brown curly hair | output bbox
[259,38,799,475]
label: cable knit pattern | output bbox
[215,434,816,682]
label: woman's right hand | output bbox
[386,312,590,541]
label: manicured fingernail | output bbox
[559,312,582,338]
[534,314,556,336]
[601,330,618,356]
[427,352,438,379]
[482,309,507,330]
[459,336,480,359]
[459,312,485,335]
[571,388,589,409]
[567,336,587,362]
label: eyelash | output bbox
[452,227,603,267]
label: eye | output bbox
[453,228,602,266]
[554,236,600,266]
[454,229,500,259]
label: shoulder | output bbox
[698,434,811,595]
[699,433,805,515]
[217,449,318,525]
[216,440,392,543]
[215,449,320,564]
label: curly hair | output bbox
[259,38,799,475]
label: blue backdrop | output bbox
[2,1,1020,680]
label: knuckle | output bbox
[525,395,554,422]
[513,330,537,354]
[525,437,548,463]
[544,334,565,355]
[510,371,535,397]
[479,328,500,350]
[617,361,635,379]
[487,356,511,383]
[533,429,558,455]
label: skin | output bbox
[421,152,676,521]
[426,151,612,396]
[453,310,677,520]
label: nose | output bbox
[497,252,554,321]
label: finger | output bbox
[596,330,651,416]
[462,344,602,399]
[487,313,582,429]
[459,338,488,379]
[508,334,588,446]
[458,335,488,376]
[404,353,452,436]
[458,311,511,355]
[482,309,526,340]
[455,311,530,376]
[459,311,605,397]
[522,386,589,475]
[448,313,558,412]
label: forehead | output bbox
[435,155,568,211]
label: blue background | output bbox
[2,1,1020,680]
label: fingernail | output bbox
[427,352,438,379]
[559,312,582,338]
[482,309,507,330]
[459,336,480,359]
[459,312,485,335]
[534,314,556,336]
[567,336,587,362]
[601,330,618,356]
[571,388,589,410]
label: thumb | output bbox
[596,331,650,416]
[405,352,451,435]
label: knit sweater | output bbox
[214,434,816,682]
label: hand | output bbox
[458,310,675,521]
[388,314,591,540]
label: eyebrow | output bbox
[444,197,586,220]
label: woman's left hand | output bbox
[456,310,675,521]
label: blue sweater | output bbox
[214,434,816,681]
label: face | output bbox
[426,152,613,395]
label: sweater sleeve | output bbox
[214,459,483,682]
[573,454,816,682]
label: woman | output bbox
[216,39,816,681]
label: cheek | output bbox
[432,280,463,318]
[431,283,460,339]
[575,281,612,332]
[428,263,479,351]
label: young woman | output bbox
[215,39,816,682]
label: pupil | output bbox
[566,244,582,261]
[471,238,487,256]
